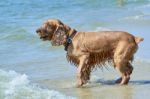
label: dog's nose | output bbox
[36,28,40,33]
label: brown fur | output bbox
[36,19,144,87]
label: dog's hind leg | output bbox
[114,42,135,85]
[117,62,133,85]
[115,63,133,84]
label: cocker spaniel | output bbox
[36,19,143,87]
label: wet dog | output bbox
[36,19,143,87]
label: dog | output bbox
[36,19,143,87]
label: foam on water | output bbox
[0,69,76,99]
[95,27,112,31]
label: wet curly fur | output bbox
[66,50,113,84]
[36,19,144,87]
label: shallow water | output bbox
[38,60,150,99]
[0,0,150,99]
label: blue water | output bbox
[0,0,150,99]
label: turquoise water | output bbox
[0,0,150,99]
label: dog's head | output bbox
[36,19,67,46]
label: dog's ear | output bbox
[51,25,67,46]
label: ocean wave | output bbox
[0,26,29,41]
[0,69,76,99]
[95,27,111,31]
[133,57,150,64]
[121,15,144,20]
[124,0,150,3]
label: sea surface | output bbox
[0,0,150,99]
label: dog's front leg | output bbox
[77,54,89,87]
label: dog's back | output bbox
[77,31,139,53]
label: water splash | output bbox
[0,69,76,99]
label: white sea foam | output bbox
[0,69,76,99]
[95,27,111,32]
[133,57,150,64]
[119,14,145,21]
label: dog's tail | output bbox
[134,36,144,44]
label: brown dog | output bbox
[36,19,143,87]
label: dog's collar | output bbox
[64,30,77,51]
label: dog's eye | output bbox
[43,29,47,33]
[47,25,53,29]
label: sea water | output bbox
[0,0,150,99]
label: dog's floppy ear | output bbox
[51,25,67,46]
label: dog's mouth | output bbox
[40,36,49,41]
